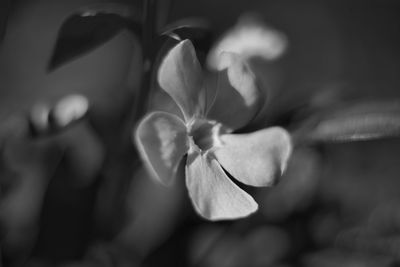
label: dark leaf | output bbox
[303,100,400,143]
[48,3,141,71]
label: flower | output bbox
[207,14,288,71]
[135,40,292,221]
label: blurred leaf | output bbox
[48,3,141,71]
[304,100,400,143]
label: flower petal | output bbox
[185,148,258,221]
[214,127,292,187]
[206,53,262,130]
[207,14,288,71]
[51,94,89,128]
[158,40,205,121]
[135,111,189,185]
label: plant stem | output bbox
[133,0,157,122]
[0,0,10,42]
[120,0,163,151]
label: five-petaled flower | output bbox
[135,39,292,221]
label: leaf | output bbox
[305,100,400,143]
[48,3,141,71]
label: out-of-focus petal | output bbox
[207,53,262,130]
[51,94,89,128]
[158,40,205,121]
[135,112,189,185]
[185,148,258,221]
[207,14,288,71]
[214,127,292,187]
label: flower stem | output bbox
[132,0,158,123]
[0,0,10,42]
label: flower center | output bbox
[188,119,226,152]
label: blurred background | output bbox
[1,0,400,266]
